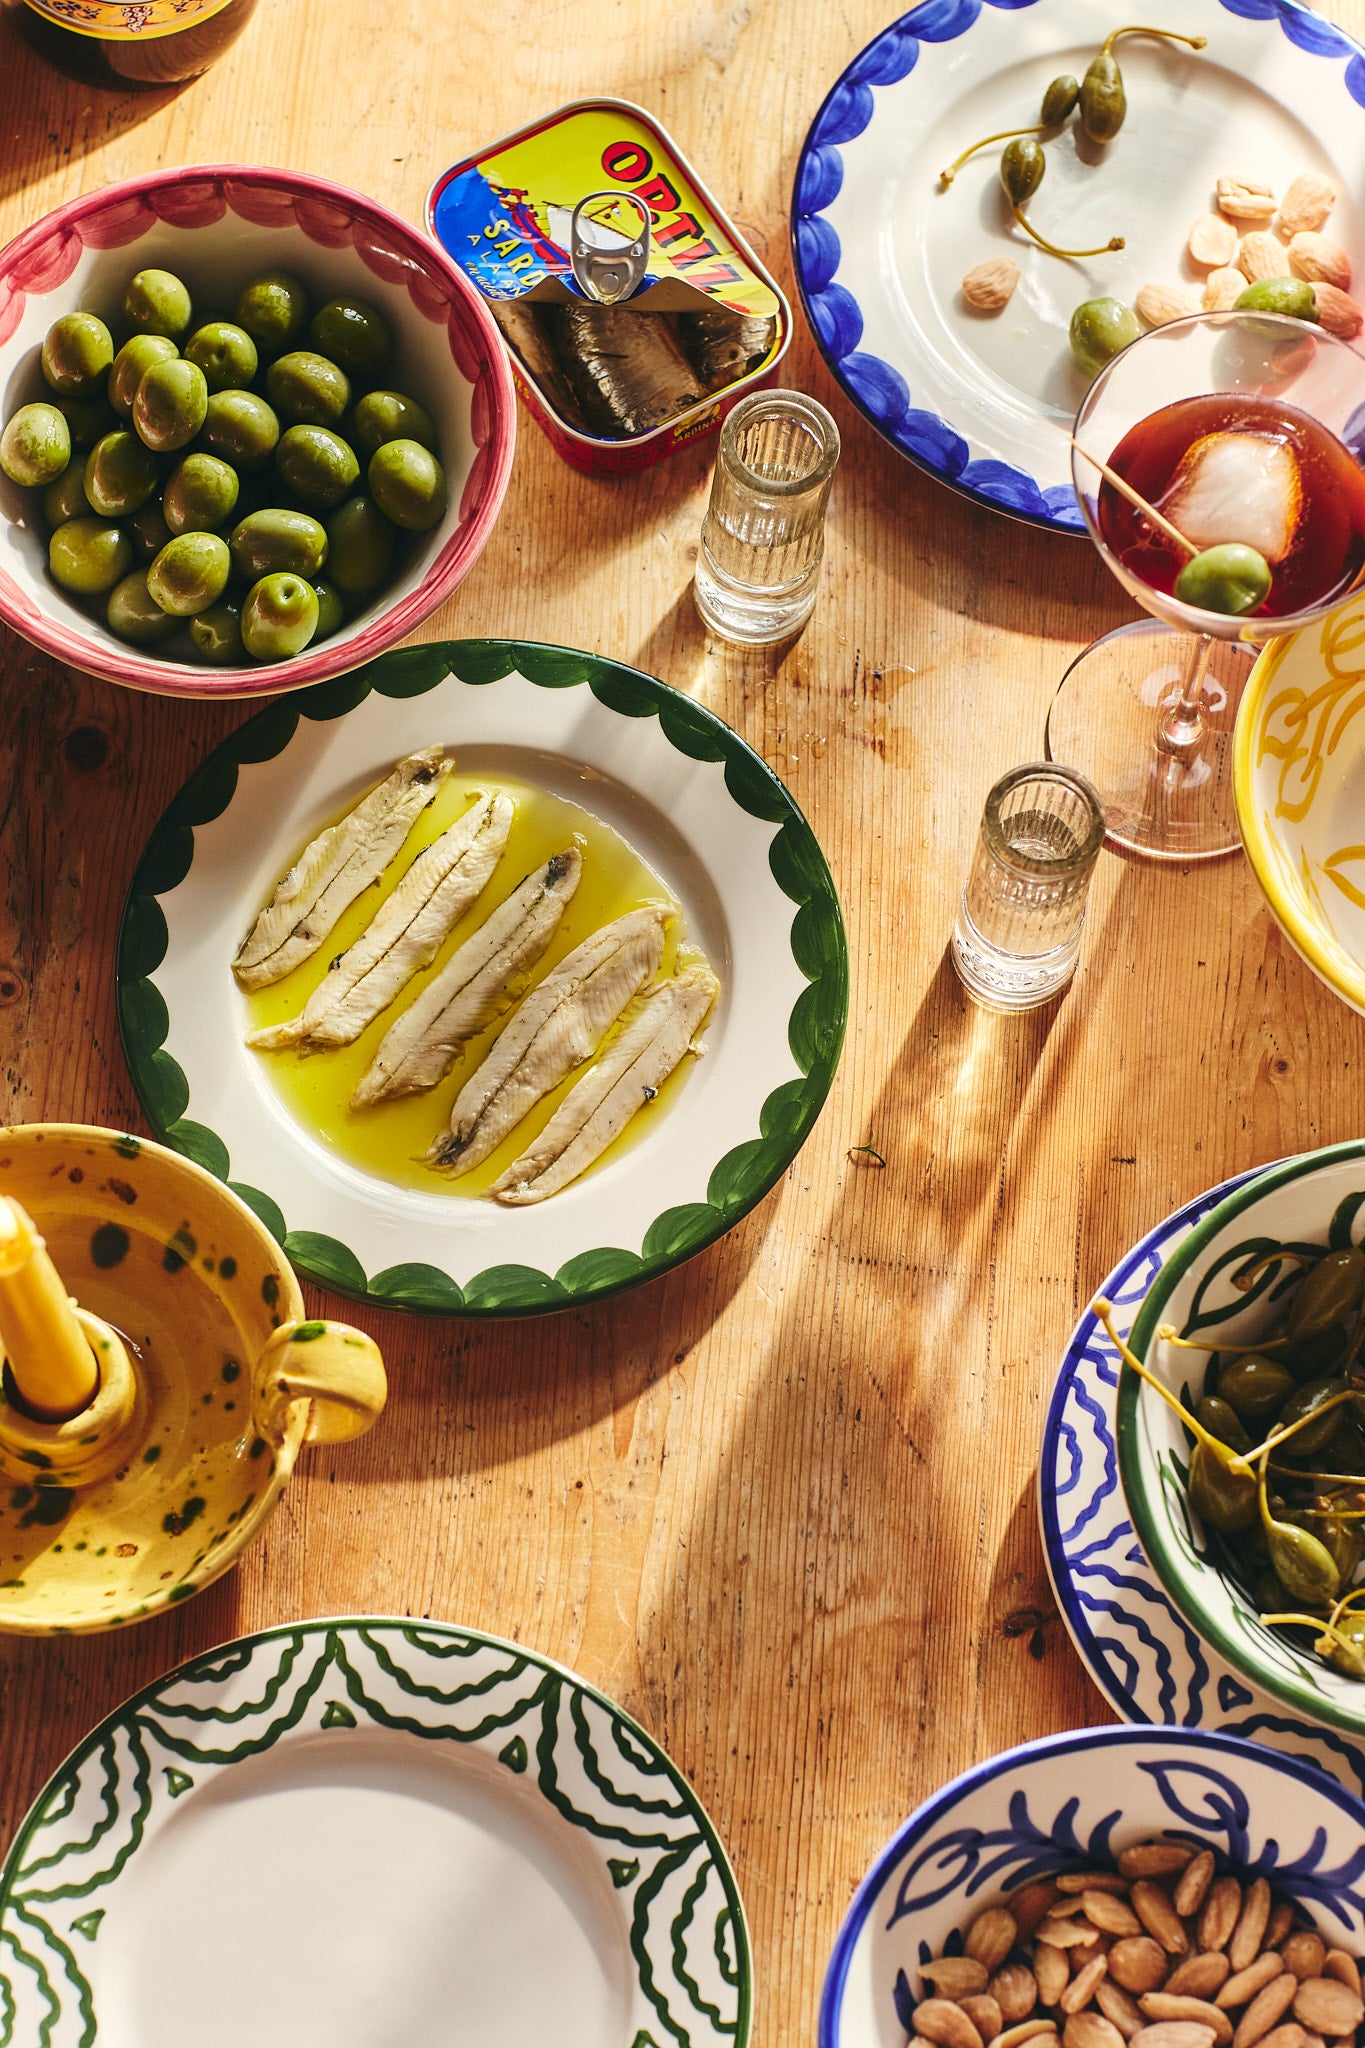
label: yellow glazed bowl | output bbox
[0,1124,385,1634]
[1235,592,1365,1017]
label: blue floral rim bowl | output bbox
[819,1723,1365,2048]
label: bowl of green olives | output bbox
[1116,1140,1365,1735]
[0,165,515,696]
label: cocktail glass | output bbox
[1045,311,1365,862]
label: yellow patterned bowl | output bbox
[1235,592,1365,1017]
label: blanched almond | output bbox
[1201,1881,1243,1955]
[1324,1958,1362,1999]
[966,1996,1006,2042]
[1140,1996,1232,2045]
[1067,2015,1127,2048]
[963,256,1020,312]
[1119,1845,1197,1881]
[1098,1983,1146,2038]
[923,1958,990,1998]
[1133,1883,1190,1957]
[1039,1947,1075,2007]
[988,2024,1058,2048]
[1295,1984,1365,2036]
[1204,267,1247,312]
[1129,2026,1218,2048]
[971,1910,1022,1974]
[1189,215,1240,268]
[1221,1958,1288,2009]
[1284,1940,1328,1985]
[1237,233,1290,284]
[1087,1895,1144,1938]
[916,1998,987,2048]
[1175,1854,1217,1921]
[1169,1959,1231,2002]
[1288,233,1351,292]
[1111,1940,1175,1995]
[1064,1961,1112,2016]
[1310,282,1363,339]
[1217,176,1277,222]
[1266,1910,1295,1953]
[992,1969,1040,2024]
[1234,1976,1299,2048]
[1042,1919,1104,1950]
[1230,1884,1272,1974]
[1135,284,1199,327]
[1061,1875,1134,1897]
[1013,1883,1063,1940]
[1258,2029,1313,2048]
[1278,173,1336,239]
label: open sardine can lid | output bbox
[425,97,792,464]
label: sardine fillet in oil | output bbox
[492,961,719,1205]
[233,747,452,991]
[429,906,668,1174]
[246,790,514,1052]
[351,848,582,1109]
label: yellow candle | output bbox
[0,1197,100,1419]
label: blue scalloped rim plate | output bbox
[116,640,847,1318]
[792,0,1365,532]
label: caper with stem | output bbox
[1001,139,1125,259]
[938,71,1083,188]
[1079,25,1208,145]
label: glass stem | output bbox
[1156,632,1214,764]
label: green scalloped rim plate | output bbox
[0,1615,752,2047]
[116,640,847,1317]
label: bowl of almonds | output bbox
[820,1724,1365,2048]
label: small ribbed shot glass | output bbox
[693,390,840,645]
[951,764,1105,1012]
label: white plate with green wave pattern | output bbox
[116,640,847,1317]
[0,1617,751,2048]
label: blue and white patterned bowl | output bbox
[820,1724,1365,2048]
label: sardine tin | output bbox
[427,98,792,476]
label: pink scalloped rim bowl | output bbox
[0,165,515,699]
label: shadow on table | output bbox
[0,15,184,211]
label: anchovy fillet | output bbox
[233,747,452,991]
[492,962,719,1205]
[351,848,582,1109]
[245,790,514,1053]
[429,906,668,1173]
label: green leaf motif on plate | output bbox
[135,818,194,898]
[171,752,238,830]
[609,1857,640,1888]
[642,1203,718,1263]
[229,1183,287,1246]
[165,1119,229,1181]
[321,1700,356,1729]
[119,893,168,982]
[300,671,371,722]
[71,1910,104,1941]
[514,643,597,692]
[281,1233,367,1297]
[445,639,520,687]
[369,1264,466,1313]
[499,1735,528,1773]
[118,974,169,1063]
[461,1265,567,1314]
[555,1248,644,1294]
[140,1047,190,1131]
[658,693,727,762]
[631,2034,662,2048]
[708,1141,769,1216]
[163,1768,192,1798]
[233,699,299,762]
[590,668,659,719]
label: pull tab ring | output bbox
[569,191,651,306]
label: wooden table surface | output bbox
[2,1,1364,2038]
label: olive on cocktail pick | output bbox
[1000,139,1125,259]
[1174,543,1272,617]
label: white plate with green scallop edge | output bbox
[0,1616,752,2048]
[116,640,847,1317]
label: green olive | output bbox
[53,393,116,449]
[1188,1440,1257,1535]
[324,493,395,593]
[1000,136,1045,208]
[1195,1395,1253,1456]
[49,515,132,596]
[189,596,246,666]
[229,506,328,580]
[201,389,280,473]
[275,424,360,511]
[132,358,209,453]
[124,268,193,341]
[368,438,447,532]
[308,296,393,381]
[1287,1249,1365,1343]
[265,350,351,429]
[83,429,160,518]
[147,531,230,616]
[130,498,173,563]
[311,579,344,641]
[184,319,259,394]
[241,571,320,661]
[351,389,437,458]
[41,312,115,397]
[1069,297,1140,379]
[0,401,70,486]
[162,452,240,536]
[1174,543,1271,617]
[108,334,178,418]
[106,568,180,648]
[1218,1351,1297,1423]
[42,455,89,529]
[1235,277,1317,321]
[235,271,310,356]
[1080,49,1126,144]
[1041,73,1080,125]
